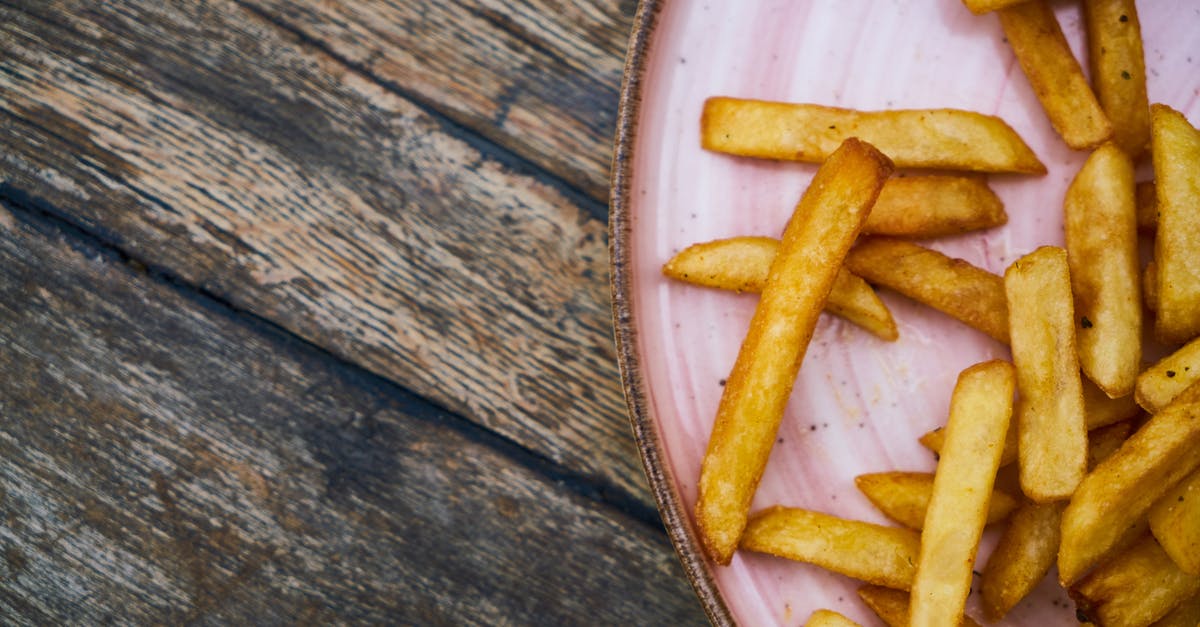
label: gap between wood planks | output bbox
[0,183,661,535]
[230,0,611,224]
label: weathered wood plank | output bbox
[0,205,703,625]
[240,0,631,201]
[0,1,647,505]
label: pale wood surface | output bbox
[0,0,702,623]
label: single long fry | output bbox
[740,506,920,590]
[1149,467,1200,575]
[1005,247,1087,501]
[980,500,1064,621]
[855,472,1017,530]
[695,140,893,564]
[804,609,861,627]
[1071,535,1200,627]
[910,360,1014,627]
[1151,104,1200,345]
[846,237,1009,343]
[1152,591,1200,627]
[1084,0,1152,157]
[999,1,1113,150]
[662,237,897,340]
[1137,180,1158,230]
[857,586,982,627]
[1059,390,1200,585]
[865,175,1006,237]
[701,97,1045,173]
[1064,143,1142,397]
[1136,335,1200,413]
[962,0,1033,14]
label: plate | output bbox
[611,1,1200,625]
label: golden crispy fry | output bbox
[1005,247,1088,501]
[980,500,1064,621]
[1145,259,1160,312]
[857,586,983,627]
[1084,0,1152,157]
[1137,181,1158,231]
[999,1,1113,150]
[865,175,1006,238]
[855,471,1017,530]
[1136,335,1200,413]
[1151,104,1200,345]
[740,506,920,590]
[804,609,862,627]
[1088,420,1134,470]
[1071,535,1200,627]
[910,360,1014,627]
[1064,143,1142,398]
[961,0,1033,14]
[846,237,1009,343]
[695,140,893,564]
[1149,467,1200,575]
[662,237,899,340]
[1059,389,1200,585]
[1151,591,1200,627]
[701,97,1045,174]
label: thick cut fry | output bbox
[1071,536,1200,627]
[857,586,983,627]
[1059,391,1200,585]
[999,1,1113,150]
[1151,591,1200,627]
[1149,467,1200,575]
[662,237,897,340]
[1084,0,1152,157]
[865,175,1006,237]
[980,501,1064,621]
[1136,335,1200,413]
[1064,143,1141,398]
[740,506,920,590]
[855,472,1017,530]
[1005,247,1088,501]
[1151,104,1200,345]
[701,97,1045,174]
[804,609,861,627]
[846,237,1009,343]
[910,360,1014,627]
[962,0,1034,14]
[695,140,893,564]
[1137,181,1158,231]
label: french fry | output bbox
[662,237,898,340]
[701,97,1045,174]
[1064,143,1141,398]
[1149,467,1200,575]
[855,471,1017,530]
[910,360,1014,626]
[1059,387,1200,585]
[1005,246,1088,501]
[998,1,1113,150]
[1088,420,1134,470]
[857,586,983,627]
[864,175,1006,238]
[695,139,893,564]
[740,506,920,590]
[1145,259,1160,312]
[1137,181,1158,231]
[804,609,861,627]
[980,500,1064,621]
[1071,535,1200,627]
[1136,335,1200,413]
[1151,104,1200,345]
[845,237,1009,343]
[1083,0,1152,158]
[1151,591,1200,627]
[961,0,1034,14]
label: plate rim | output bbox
[609,1,735,625]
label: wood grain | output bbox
[0,0,647,505]
[0,207,703,624]
[241,0,632,201]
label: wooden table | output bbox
[0,1,705,623]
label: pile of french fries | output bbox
[664,2,1200,625]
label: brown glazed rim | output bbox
[609,2,735,625]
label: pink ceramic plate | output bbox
[611,1,1200,625]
